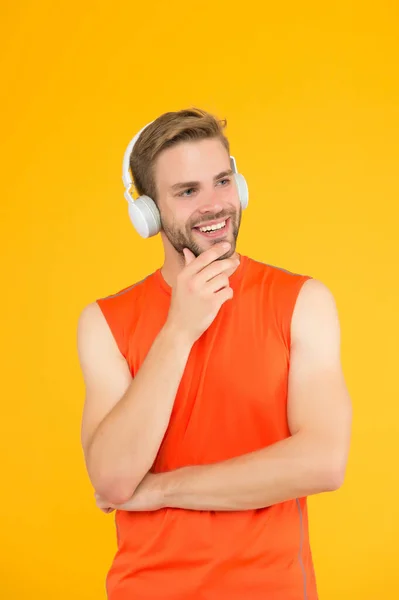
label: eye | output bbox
[178,187,196,197]
[217,178,231,186]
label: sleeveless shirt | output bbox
[96,254,318,599]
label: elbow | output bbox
[323,466,346,492]
[88,456,143,505]
[86,443,144,505]
[319,457,348,492]
[95,476,141,506]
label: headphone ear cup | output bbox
[127,195,161,238]
[233,173,249,209]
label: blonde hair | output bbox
[129,107,230,203]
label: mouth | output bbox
[192,217,230,239]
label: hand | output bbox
[95,473,166,514]
[166,242,239,344]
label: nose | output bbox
[197,194,223,216]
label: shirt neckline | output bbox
[154,253,248,296]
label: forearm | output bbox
[87,323,193,504]
[161,432,344,511]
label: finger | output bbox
[195,256,239,287]
[203,272,230,294]
[183,242,231,275]
[183,248,195,266]
[214,285,234,304]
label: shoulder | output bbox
[293,278,339,325]
[77,274,153,359]
[242,257,341,350]
[93,274,156,327]
[295,277,337,303]
[243,256,312,303]
[96,274,152,309]
[244,255,310,283]
[77,301,120,364]
[77,301,104,333]
[291,278,341,352]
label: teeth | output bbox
[199,220,226,232]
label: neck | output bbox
[159,244,187,288]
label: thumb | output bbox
[183,248,195,266]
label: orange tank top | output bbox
[96,254,318,600]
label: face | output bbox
[154,138,242,259]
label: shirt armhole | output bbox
[96,298,128,359]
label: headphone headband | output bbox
[122,120,155,190]
[122,119,241,193]
[121,117,248,239]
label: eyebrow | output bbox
[169,169,234,192]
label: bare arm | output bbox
[162,279,352,510]
[111,278,352,512]
[78,302,192,505]
[78,242,237,507]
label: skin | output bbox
[96,277,353,514]
[78,138,243,506]
[153,137,243,288]
[77,135,352,516]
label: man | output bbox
[77,107,352,599]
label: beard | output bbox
[160,207,241,259]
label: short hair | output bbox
[129,107,230,203]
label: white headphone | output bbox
[122,120,249,238]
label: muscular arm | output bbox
[115,278,352,513]
[78,302,192,506]
[78,244,237,508]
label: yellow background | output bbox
[1,1,398,598]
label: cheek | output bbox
[223,183,240,207]
[161,202,191,229]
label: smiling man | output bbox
[77,107,352,600]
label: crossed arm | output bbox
[96,279,352,514]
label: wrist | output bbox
[162,320,195,351]
[160,467,187,508]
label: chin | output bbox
[202,238,237,259]
[218,244,236,259]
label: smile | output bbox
[193,218,230,238]
[198,220,226,232]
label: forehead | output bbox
[154,138,231,189]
